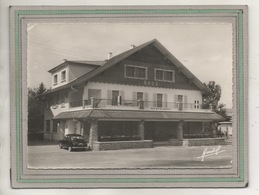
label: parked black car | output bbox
[59,134,89,152]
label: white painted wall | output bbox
[44,120,64,141]
[51,66,69,89]
[65,120,77,134]
[85,82,203,105]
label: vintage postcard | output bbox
[9,5,248,188]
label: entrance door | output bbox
[157,94,163,108]
[112,90,119,106]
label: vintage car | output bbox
[59,134,89,152]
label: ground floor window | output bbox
[45,120,50,132]
[98,121,139,141]
[53,120,58,133]
[183,122,212,138]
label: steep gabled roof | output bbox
[68,60,106,66]
[42,39,208,96]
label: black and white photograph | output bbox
[8,6,248,189]
[27,22,234,169]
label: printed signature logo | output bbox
[197,146,226,162]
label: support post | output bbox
[211,122,217,138]
[177,120,184,140]
[138,120,145,140]
[89,119,98,150]
[202,122,205,133]
[90,97,94,108]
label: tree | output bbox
[203,81,222,110]
[28,83,46,135]
[203,81,229,120]
[37,82,47,95]
[216,103,228,119]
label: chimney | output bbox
[107,52,113,60]
[130,44,136,49]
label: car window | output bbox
[71,135,83,140]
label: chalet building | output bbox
[41,39,224,151]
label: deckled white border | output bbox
[10,6,247,188]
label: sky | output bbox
[27,22,233,108]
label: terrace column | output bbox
[89,119,98,150]
[202,122,206,133]
[138,120,145,140]
[177,120,184,140]
[211,122,217,138]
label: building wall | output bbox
[43,117,83,141]
[68,88,84,105]
[51,64,97,89]
[85,82,202,105]
[44,119,64,141]
[64,119,80,135]
[51,66,69,89]
[91,45,199,90]
[219,122,233,136]
[69,64,96,82]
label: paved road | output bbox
[28,143,233,169]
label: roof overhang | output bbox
[54,109,224,121]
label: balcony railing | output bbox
[70,98,209,111]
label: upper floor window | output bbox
[61,70,66,82]
[53,74,58,85]
[155,68,175,82]
[125,65,147,80]
[194,100,200,109]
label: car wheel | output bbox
[68,147,72,152]
[59,143,63,149]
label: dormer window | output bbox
[61,70,66,82]
[155,68,175,82]
[53,74,58,85]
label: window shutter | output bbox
[184,95,187,109]
[132,92,137,106]
[144,92,149,108]
[153,93,157,107]
[107,90,112,105]
[120,91,124,105]
[174,95,178,108]
[164,93,168,108]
